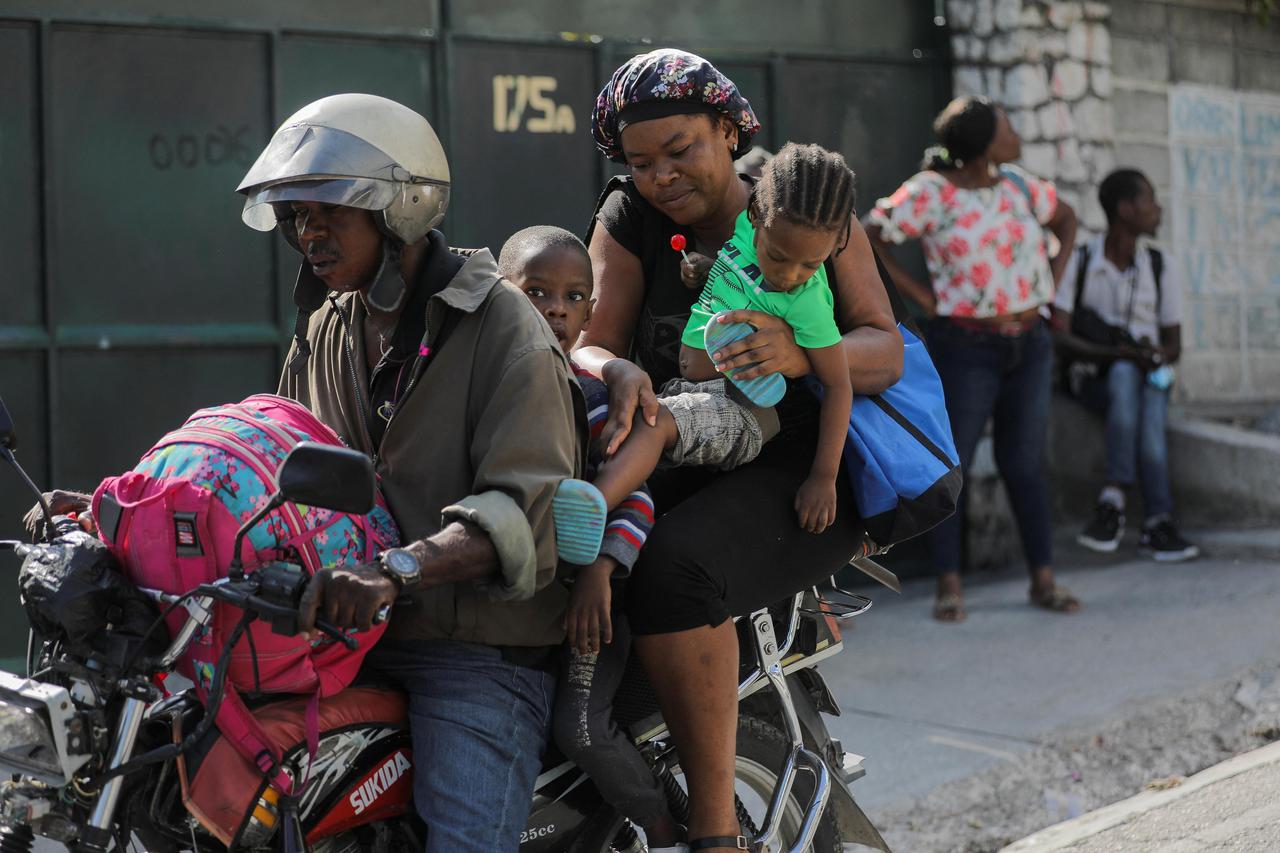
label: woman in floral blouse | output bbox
[866,95,1078,623]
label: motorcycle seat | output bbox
[186,687,410,846]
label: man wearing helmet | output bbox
[237,94,582,851]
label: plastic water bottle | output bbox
[1148,364,1175,390]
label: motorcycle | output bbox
[0,396,895,852]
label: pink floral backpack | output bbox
[91,394,400,793]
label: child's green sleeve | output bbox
[785,281,843,349]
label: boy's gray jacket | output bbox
[279,247,583,647]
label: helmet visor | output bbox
[240,178,399,232]
[237,123,408,193]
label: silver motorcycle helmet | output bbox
[238,94,451,371]
[237,93,451,247]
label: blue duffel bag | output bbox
[807,323,961,549]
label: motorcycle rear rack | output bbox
[800,582,873,621]
[737,561,891,851]
[799,554,898,622]
[741,601,831,852]
[626,581,863,850]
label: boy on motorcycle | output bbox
[499,227,685,851]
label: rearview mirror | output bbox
[0,396,15,451]
[275,442,375,515]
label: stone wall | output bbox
[948,0,1118,233]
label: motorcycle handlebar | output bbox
[194,566,360,652]
[1,516,81,554]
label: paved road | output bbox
[818,529,1280,816]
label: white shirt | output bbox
[1054,234,1182,345]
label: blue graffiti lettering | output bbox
[1186,251,1207,295]
[1173,94,1235,141]
[1181,148,1235,194]
[1243,154,1280,200]
[1241,109,1280,148]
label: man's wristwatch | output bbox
[378,547,421,590]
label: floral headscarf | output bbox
[592,49,761,164]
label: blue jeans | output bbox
[927,319,1055,575]
[364,639,556,853]
[1083,359,1173,519]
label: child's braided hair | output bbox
[752,142,857,238]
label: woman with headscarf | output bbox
[575,49,903,851]
[865,95,1079,624]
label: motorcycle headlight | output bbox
[0,672,80,785]
[0,702,60,782]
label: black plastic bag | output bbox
[18,530,169,663]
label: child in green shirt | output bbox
[592,142,856,534]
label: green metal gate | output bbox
[0,0,950,663]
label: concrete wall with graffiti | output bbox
[1169,84,1280,399]
[1111,0,1280,403]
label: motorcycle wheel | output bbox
[572,715,841,853]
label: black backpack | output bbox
[1059,243,1164,391]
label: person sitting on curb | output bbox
[1052,168,1200,563]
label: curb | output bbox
[1000,739,1280,851]
[1189,528,1280,563]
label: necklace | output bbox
[376,359,410,424]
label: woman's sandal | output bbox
[551,478,607,565]
[688,836,750,851]
[932,593,967,623]
[704,312,787,407]
[1029,585,1081,613]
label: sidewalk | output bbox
[817,525,1280,850]
[825,526,1280,808]
[1004,740,1280,851]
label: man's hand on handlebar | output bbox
[298,563,398,636]
[24,490,95,537]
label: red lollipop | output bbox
[669,233,690,261]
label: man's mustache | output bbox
[307,240,337,258]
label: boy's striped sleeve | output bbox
[573,365,655,574]
[600,488,655,573]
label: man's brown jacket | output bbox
[279,245,582,647]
